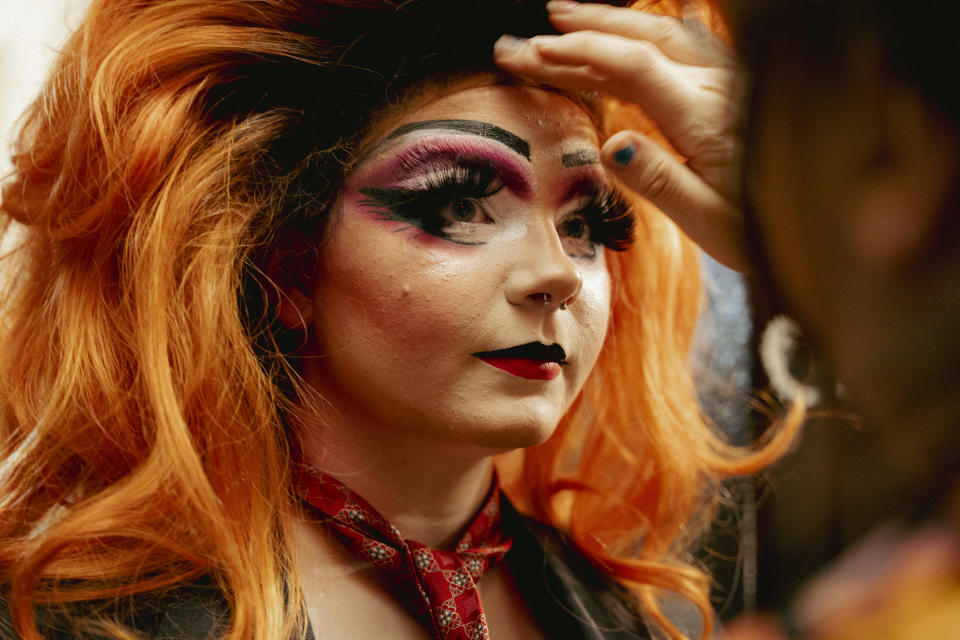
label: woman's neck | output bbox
[291,407,498,549]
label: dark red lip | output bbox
[472,342,567,380]
[477,357,562,381]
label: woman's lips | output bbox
[472,342,567,381]
[478,357,562,380]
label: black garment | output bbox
[0,577,231,640]
[501,500,650,639]
[1,502,651,639]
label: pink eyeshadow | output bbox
[352,136,532,200]
[558,172,609,206]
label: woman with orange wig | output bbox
[0,1,778,639]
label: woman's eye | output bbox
[559,214,598,259]
[439,198,488,224]
[560,216,590,241]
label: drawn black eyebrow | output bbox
[562,149,600,168]
[383,119,531,160]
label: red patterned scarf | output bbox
[294,466,513,640]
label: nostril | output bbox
[529,292,574,310]
[506,236,584,308]
[526,293,552,307]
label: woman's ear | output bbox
[849,80,959,269]
[263,228,320,332]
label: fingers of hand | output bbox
[603,132,696,223]
[532,29,670,95]
[529,32,732,156]
[604,131,749,272]
[495,32,737,186]
[545,0,731,67]
[493,35,609,91]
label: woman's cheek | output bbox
[578,260,612,344]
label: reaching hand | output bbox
[494,0,749,272]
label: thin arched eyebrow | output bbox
[561,149,600,168]
[382,119,531,160]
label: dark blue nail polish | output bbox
[613,144,635,166]
[494,35,527,52]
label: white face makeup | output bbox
[299,85,633,453]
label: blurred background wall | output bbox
[1,0,90,174]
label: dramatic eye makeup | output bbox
[558,186,636,259]
[353,122,635,256]
[358,155,504,245]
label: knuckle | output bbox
[629,11,672,32]
[636,159,677,205]
[622,40,659,70]
[678,125,735,163]
[657,20,688,46]
[565,29,603,47]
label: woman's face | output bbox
[299,84,630,452]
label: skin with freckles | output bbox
[297,85,615,460]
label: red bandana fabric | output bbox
[294,466,513,640]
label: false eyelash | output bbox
[570,187,636,252]
[358,163,503,243]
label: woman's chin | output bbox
[445,410,564,453]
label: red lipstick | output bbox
[473,342,567,381]
[478,357,562,380]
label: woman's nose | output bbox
[504,222,583,311]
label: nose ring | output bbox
[541,293,569,310]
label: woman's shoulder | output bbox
[1,577,230,640]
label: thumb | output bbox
[602,130,750,272]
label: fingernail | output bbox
[547,0,579,13]
[494,35,528,53]
[613,144,635,166]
